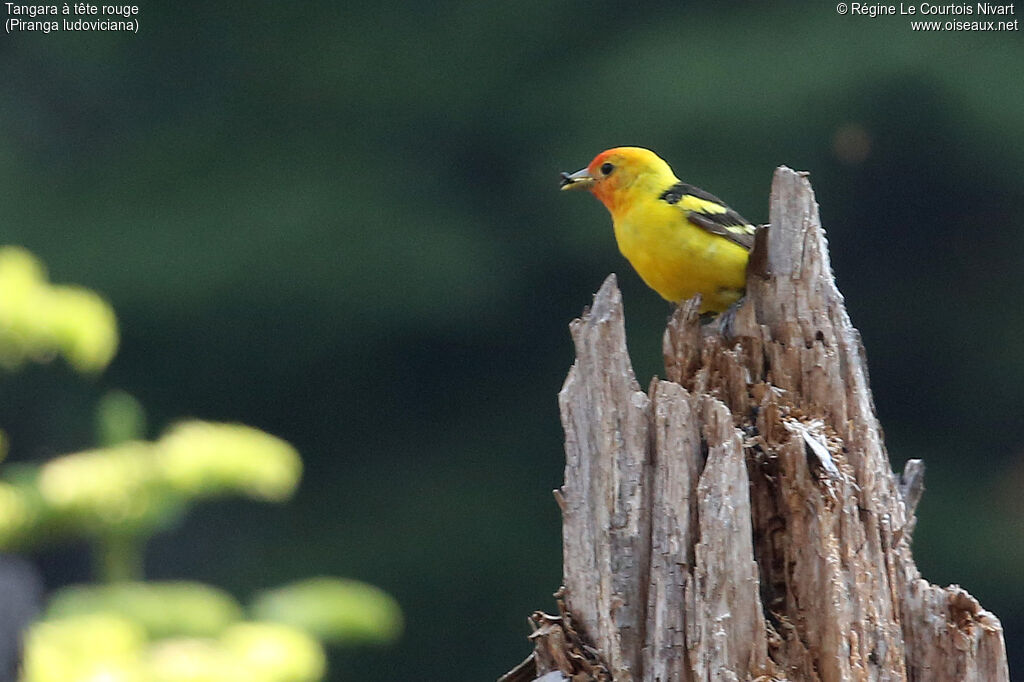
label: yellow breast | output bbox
[612,201,749,313]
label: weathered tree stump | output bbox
[500,168,1008,682]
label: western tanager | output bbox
[560,147,755,314]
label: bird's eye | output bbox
[600,162,615,175]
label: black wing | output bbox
[660,182,756,251]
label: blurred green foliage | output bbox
[158,421,301,503]
[29,579,399,681]
[24,614,147,682]
[0,247,117,373]
[2,418,302,558]
[47,582,244,639]
[251,578,403,645]
[24,614,326,682]
[1,1,1022,680]
[0,248,401,680]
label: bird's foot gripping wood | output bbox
[705,294,746,341]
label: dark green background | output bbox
[3,1,1022,679]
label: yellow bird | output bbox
[560,147,755,314]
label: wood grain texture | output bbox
[644,379,701,682]
[558,278,651,682]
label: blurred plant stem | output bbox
[95,532,144,583]
[93,391,148,583]
[96,390,147,447]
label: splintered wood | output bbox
[503,168,1009,682]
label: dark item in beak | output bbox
[559,168,595,191]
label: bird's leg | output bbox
[715,295,747,341]
[698,311,719,325]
